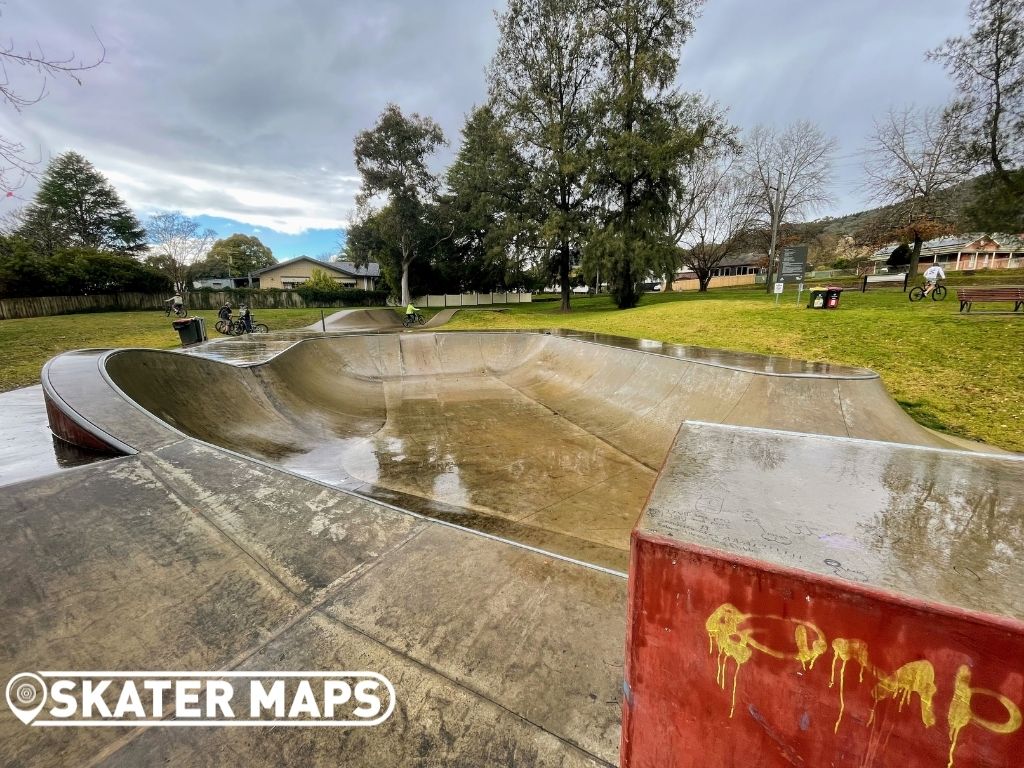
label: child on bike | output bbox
[922,264,945,297]
[217,302,232,323]
[165,293,185,314]
[239,303,253,333]
[405,302,422,325]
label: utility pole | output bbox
[764,169,783,293]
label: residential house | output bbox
[871,234,1024,272]
[252,256,381,290]
[672,252,768,287]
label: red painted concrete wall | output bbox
[622,533,1024,768]
[44,393,119,454]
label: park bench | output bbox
[956,286,1024,313]
[861,273,909,292]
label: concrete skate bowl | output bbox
[102,331,976,571]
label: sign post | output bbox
[774,246,808,307]
[779,246,808,283]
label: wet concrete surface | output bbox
[96,331,975,569]
[0,439,625,767]
[0,385,110,486]
[8,324,1024,766]
[640,421,1024,620]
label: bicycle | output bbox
[164,304,188,317]
[908,280,947,302]
[231,317,269,335]
[402,313,425,327]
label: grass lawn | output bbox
[445,284,1024,453]
[0,308,323,393]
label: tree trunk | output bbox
[908,232,923,281]
[663,268,674,292]
[401,261,411,306]
[698,274,710,292]
[559,242,571,313]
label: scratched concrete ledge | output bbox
[623,421,1024,768]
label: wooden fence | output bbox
[669,274,757,291]
[1,289,350,320]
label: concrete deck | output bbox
[1,439,625,767]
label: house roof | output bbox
[332,260,381,278]
[253,256,380,278]
[871,233,1024,261]
[677,251,767,272]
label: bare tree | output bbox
[862,105,971,279]
[0,24,105,191]
[928,0,1024,181]
[662,101,739,289]
[740,121,837,291]
[677,160,757,292]
[146,212,217,293]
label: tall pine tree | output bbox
[19,152,146,256]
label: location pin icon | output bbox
[6,673,48,725]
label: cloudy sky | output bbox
[3,0,967,259]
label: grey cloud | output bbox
[4,0,970,229]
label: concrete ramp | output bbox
[303,308,403,332]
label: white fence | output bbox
[412,292,533,307]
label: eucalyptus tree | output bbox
[350,104,446,306]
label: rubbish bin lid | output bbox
[172,318,193,329]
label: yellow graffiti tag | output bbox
[706,604,827,718]
[947,665,1023,768]
[829,638,870,732]
[704,603,1024,768]
[706,604,753,717]
[870,660,937,728]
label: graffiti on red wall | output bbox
[706,603,1022,768]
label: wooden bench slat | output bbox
[955,286,1024,313]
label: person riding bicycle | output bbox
[217,302,232,322]
[165,293,184,313]
[405,302,422,324]
[922,264,945,297]
[239,303,253,333]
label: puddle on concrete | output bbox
[277,376,655,568]
[0,386,112,487]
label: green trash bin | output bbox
[807,288,827,309]
[172,317,206,346]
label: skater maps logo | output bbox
[5,671,395,727]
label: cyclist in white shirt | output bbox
[923,264,945,297]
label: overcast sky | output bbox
[2,0,967,258]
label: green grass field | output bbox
[1,283,1021,452]
[0,308,323,393]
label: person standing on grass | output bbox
[923,264,946,297]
